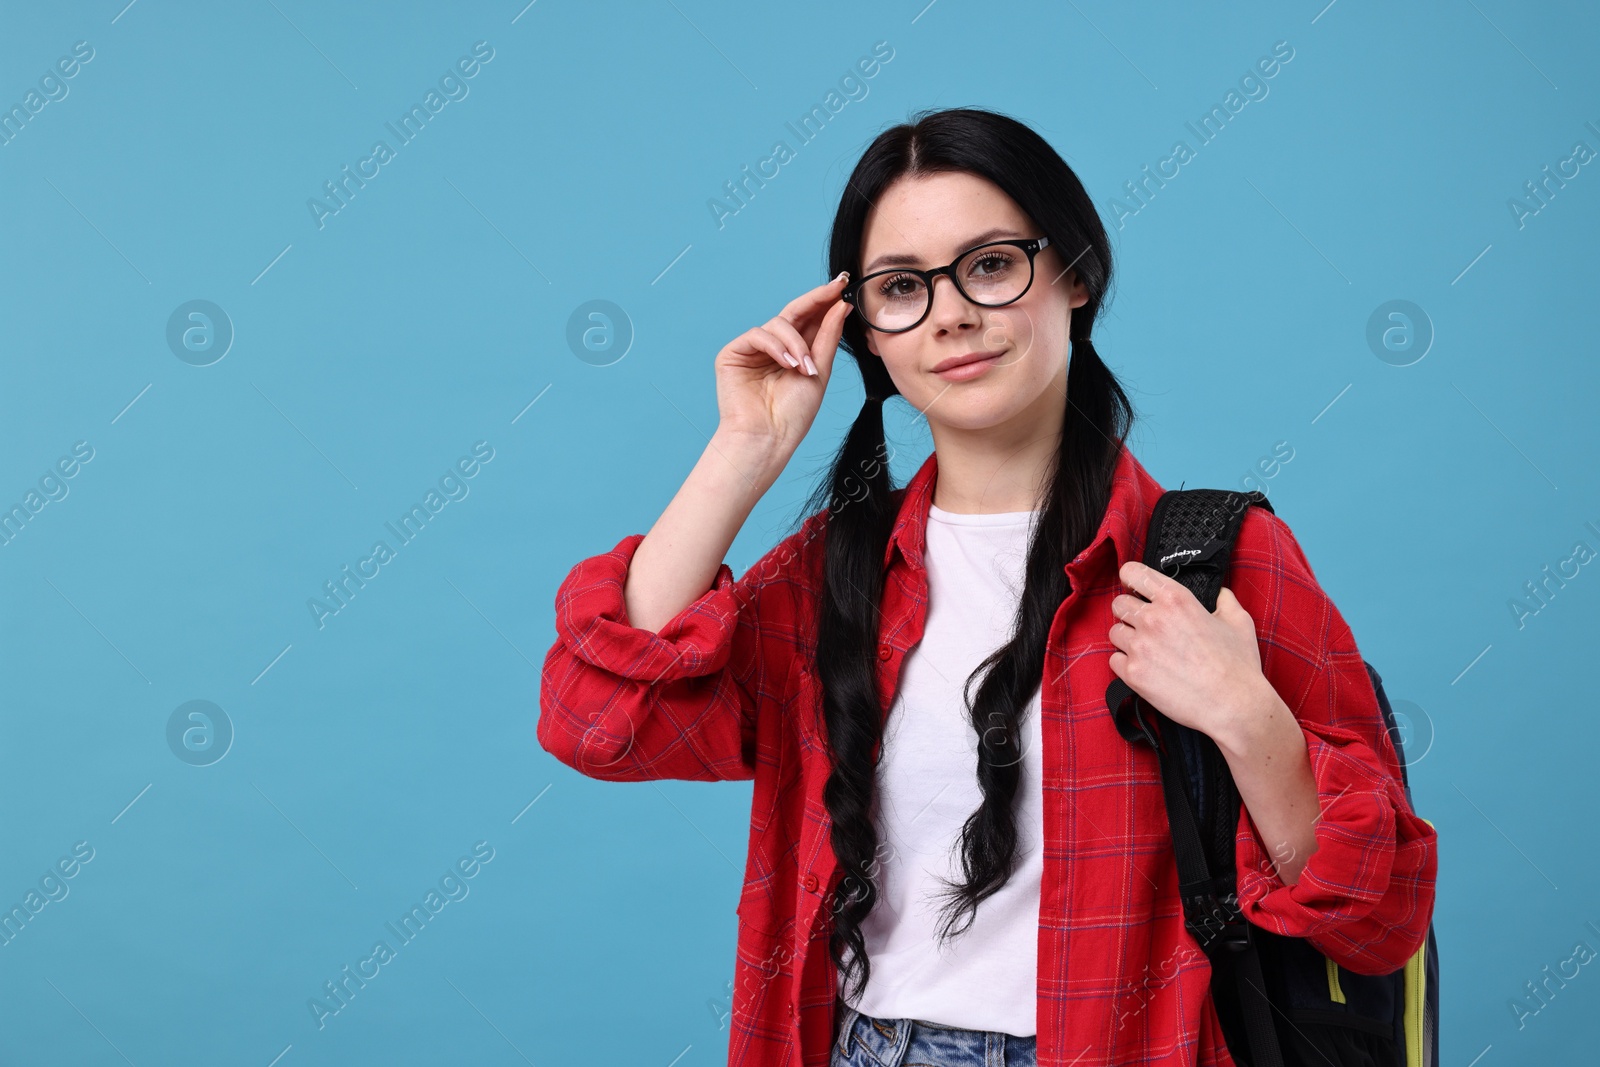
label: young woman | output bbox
[539,107,1437,1067]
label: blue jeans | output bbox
[832,1001,1038,1067]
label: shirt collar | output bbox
[883,441,1163,577]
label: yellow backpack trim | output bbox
[1403,933,1427,1067]
[1401,817,1436,1067]
[1325,955,1347,1003]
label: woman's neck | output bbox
[927,428,1060,515]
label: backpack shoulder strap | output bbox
[1105,487,1273,752]
[1105,484,1274,882]
[1104,486,1284,1067]
[1146,486,1274,607]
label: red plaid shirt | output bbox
[538,442,1438,1066]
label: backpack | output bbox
[1103,487,1439,1067]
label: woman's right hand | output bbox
[713,272,855,452]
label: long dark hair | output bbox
[799,106,1135,1004]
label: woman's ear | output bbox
[1058,268,1090,311]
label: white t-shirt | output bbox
[840,501,1045,1037]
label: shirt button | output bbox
[803,873,819,892]
[878,644,892,660]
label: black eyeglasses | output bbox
[842,237,1051,333]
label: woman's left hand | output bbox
[1106,560,1271,746]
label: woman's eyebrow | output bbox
[862,227,1024,273]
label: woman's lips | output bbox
[932,351,1006,381]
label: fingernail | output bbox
[802,354,818,376]
[835,271,850,284]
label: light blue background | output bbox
[2,1,1596,1063]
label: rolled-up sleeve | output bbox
[538,517,817,783]
[1228,507,1439,975]
[554,532,744,682]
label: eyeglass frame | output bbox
[841,236,1052,334]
